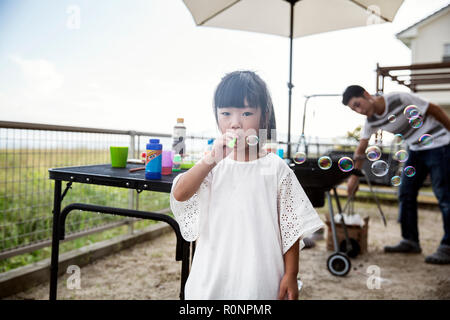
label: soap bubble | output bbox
[365,146,382,161]
[393,133,404,145]
[391,176,401,186]
[338,157,354,172]
[246,135,259,146]
[318,156,332,170]
[404,166,416,177]
[403,105,420,120]
[419,134,433,146]
[409,115,423,129]
[371,160,389,177]
[394,150,409,163]
[388,114,396,123]
[293,152,306,164]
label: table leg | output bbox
[56,202,191,300]
[179,241,190,300]
[178,241,196,300]
[49,180,62,300]
[191,241,196,262]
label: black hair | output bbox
[213,70,276,139]
[342,85,366,105]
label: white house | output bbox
[396,4,450,113]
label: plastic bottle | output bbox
[277,148,284,159]
[172,154,181,172]
[161,150,173,176]
[207,138,214,151]
[172,118,186,157]
[145,139,162,180]
[264,142,278,153]
[181,154,195,169]
[204,138,214,156]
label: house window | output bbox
[444,44,450,62]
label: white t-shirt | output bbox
[361,92,450,151]
[169,152,324,300]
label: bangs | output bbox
[214,71,263,109]
[212,70,276,139]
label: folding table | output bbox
[48,164,190,300]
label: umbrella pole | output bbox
[286,0,297,159]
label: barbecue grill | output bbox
[286,94,371,276]
[289,155,357,207]
[287,155,364,276]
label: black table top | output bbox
[49,164,186,193]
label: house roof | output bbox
[396,3,450,42]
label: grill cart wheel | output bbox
[327,252,351,276]
[339,238,361,258]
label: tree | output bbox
[346,125,362,143]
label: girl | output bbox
[170,70,324,300]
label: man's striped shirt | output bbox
[361,92,450,151]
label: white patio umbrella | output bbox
[183,0,404,157]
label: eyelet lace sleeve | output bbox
[170,172,211,242]
[278,170,325,253]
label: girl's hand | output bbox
[209,131,239,164]
[278,274,299,300]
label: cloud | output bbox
[9,55,64,97]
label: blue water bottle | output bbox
[145,139,162,180]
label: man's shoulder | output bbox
[384,91,425,101]
[383,91,408,101]
[382,92,409,114]
[384,91,429,108]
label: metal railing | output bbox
[1,120,403,262]
[0,120,211,261]
[376,61,450,93]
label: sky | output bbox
[1,0,449,142]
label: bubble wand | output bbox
[227,137,237,149]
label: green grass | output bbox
[0,148,172,272]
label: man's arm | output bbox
[353,138,369,169]
[347,138,369,196]
[426,103,450,131]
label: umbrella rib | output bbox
[348,0,391,22]
[197,0,242,25]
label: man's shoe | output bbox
[302,237,316,249]
[425,244,450,264]
[384,239,422,253]
[310,229,324,241]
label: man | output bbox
[342,85,450,264]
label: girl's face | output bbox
[216,99,262,144]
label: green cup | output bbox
[110,146,128,168]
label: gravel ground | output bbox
[6,202,450,300]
